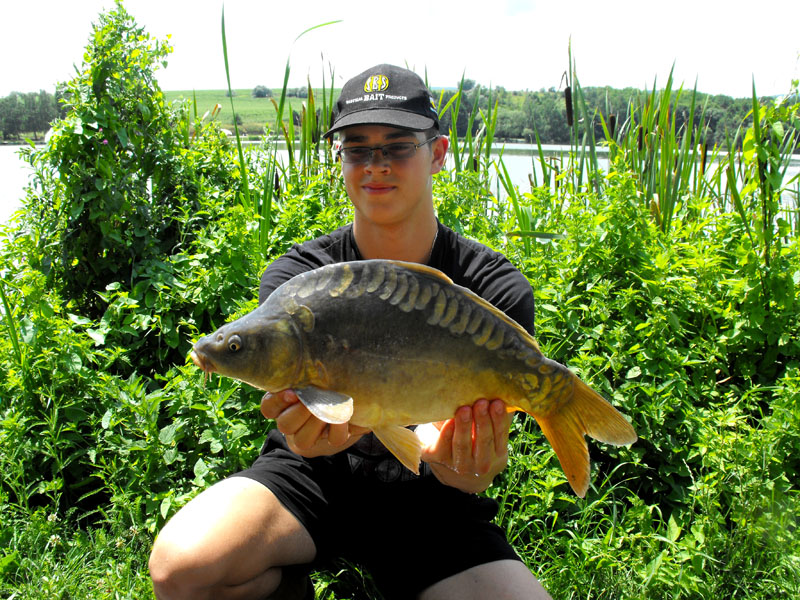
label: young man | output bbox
[149,64,552,600]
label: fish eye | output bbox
[228,335,242,352]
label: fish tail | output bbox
[533,378,636,498]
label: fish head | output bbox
[190,313,303,391]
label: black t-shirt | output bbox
[259,220,535,335]
[257,220,536,483]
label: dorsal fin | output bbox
[384,260,454,285]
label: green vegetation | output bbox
[162,88,317,138]
[2,2,799,598]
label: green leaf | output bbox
[159,421,179,445]
[19,317,35,344]
[163,447,178,465]
[68,313,92,326]
[193,457,209,479]
[627,366,642,379]
[87,328,107,345]
[160,495,173,520]
[0,550,20,576]
[667,513,682,542]
[101,409,113,430]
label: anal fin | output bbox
[535,412,591,498]
[373,425,422,475]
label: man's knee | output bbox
[147,477,315,599]
[149,532,206,599]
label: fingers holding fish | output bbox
[452,405,476,473]
[260,389,299,420]
[420,399,511,494]
[489,399,513,457]
[455,399,510,475]
[281,406,327,451]
[471,401,495,474]
[261,390,368,457]
[326,422,351,447]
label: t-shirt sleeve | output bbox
[471,255,536,336]
[258,227,352,304]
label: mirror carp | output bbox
[190,259,637,497]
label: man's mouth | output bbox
[363,183,395,194]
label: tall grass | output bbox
[218,14,342,254]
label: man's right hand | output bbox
[260,389,369,458]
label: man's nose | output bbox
[364,148,391,169]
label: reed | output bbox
[0,278,23,371]
[564,59,722,234]
[220,7,251,211]
[220,16,342,252]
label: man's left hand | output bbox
[419,398,512,494]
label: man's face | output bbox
[339,125,446,228]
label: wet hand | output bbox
[260,390,369,457]
[420,398,512,494]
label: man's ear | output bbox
[429,135,449,175]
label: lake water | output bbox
[0,144,33,223]
[2,142,797,225]
[0,142,547,223]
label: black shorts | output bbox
[231,430,522,598]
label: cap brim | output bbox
[324,109,436,138]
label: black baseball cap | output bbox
[324,64,439,138]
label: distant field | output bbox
[164,89,339,137]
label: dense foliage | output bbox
[1,2,799,598]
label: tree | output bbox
[23,90,57,139]
[252,85,272,98]
[0,93,24,139]
[28,0,187,319]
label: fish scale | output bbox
[190,259,637,497]
[310,261,508,355]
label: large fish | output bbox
[190,260,636,497]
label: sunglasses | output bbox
[337,136,439,164]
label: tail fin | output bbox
[534,378,636,498]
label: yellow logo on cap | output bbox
[364,75,389,93]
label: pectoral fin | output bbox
[295,386,354,424]
[373,425,422,475]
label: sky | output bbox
[1,0,799,99]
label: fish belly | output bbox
[320,350,520,428]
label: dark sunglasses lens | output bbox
[384,143,415,160]
[342,148,370,163]
[340,142,420,163]
[347,148,372,162]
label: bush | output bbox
[252,85,272,98]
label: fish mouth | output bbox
[190,349,215,374]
